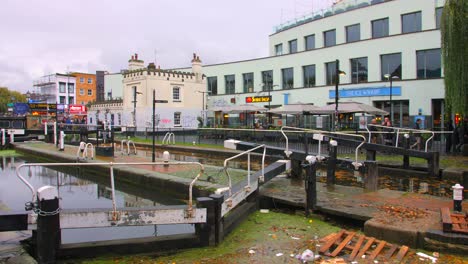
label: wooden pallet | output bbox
[319,230,409,263]
[440,207,468,234]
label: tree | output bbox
[441,0,468,115]
[0,87,27,113]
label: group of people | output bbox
[369,116,468,154]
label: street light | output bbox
[132,86,142,127]
[384,73,399,125]
[259,83,278,126]
[334,59,346,131]
[196,90,208,127]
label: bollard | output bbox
[36,186,60,264]
[1,128,5,146]
[364,161,379,191]
[9,131,14,144]
[304,155,317,216]
[59,131,65,151]
[163,151,170,166]
[452,184,464,212]
[53,122,57,146]
[327,140,338,185]
[209,194,225,245]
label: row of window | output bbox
[79,88,94,96]
[58,82,75,93]
[207,49,441,95]
[274,7,443,55]
[79,77,94,84]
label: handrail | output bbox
[223,144,266,196]
[16,161,204,217]
[280,126,366,169]
[367,124,435,152]
[162,132,175,145]
[120,140,136,155]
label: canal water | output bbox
[0,155,192,244]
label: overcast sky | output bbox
[0,0,333,93]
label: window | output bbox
[381,53,402,80]
[68,83,74,93]
[59,82,66,93]
[323,29,336,47]
[275,44,283,56]
[261,70,273,91]
[87,89,92,96]
[435,7,443,29]
[416,49,441,79]
[304,34,315,51]
[243,72,254,93]
[402,11,422,33]
[303,65,316,87]
[325,61,337,85]
[80,77,84,83]
[288,39,297,53]
[372,18,389,38]
[174,112,181,126]
[79,88,84,95]
[68,96,74,104]
[87,78,93,84]
[346,24,360,43]
[173,87,181,101]
[207,77,218,95]
[350,57,368,83]
[225,75,235,94]
[59,96,65,104]
[281,68,294,89]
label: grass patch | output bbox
[116,136,225,149]
[0,150,21,157]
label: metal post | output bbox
[152,89,156,162]
[390,77,393,124]
[327,141,337,185]
[334,59,340,131]
[304,159,317,216]
[1,129,5,146]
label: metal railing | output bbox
[162,132,175,145]
[16,161,204,219]
[223,144,266,196]
[120,140,137,155]
[366,124,435,152]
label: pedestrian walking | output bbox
[411,118,422,150]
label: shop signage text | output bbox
[245,96,272,103]
[329,87,401,99]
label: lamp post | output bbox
[132,86,142,127]
[334,59,346,131]
[152,89,156,162]
[196,90,208,127]
[384,74,399,125]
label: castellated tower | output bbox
[191,53,202,82]
[128,53,145,70]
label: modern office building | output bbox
[180,0,446,129]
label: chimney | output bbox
[191,53,202,82]
[128,53,145,70]
[135,53,138,60]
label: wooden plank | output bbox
[440,207,452,232]
[355,237,375,260]
[369,241,386,260]
[330,232,355,257]
[384,244,398,260]
[394,245,409,262]
[320,230,345,254]
[348,235,365,261]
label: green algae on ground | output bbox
[80,210,340,264]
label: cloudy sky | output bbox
[0,0,333,93]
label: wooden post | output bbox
[364,161,378,191]
[428,152,440,177]
[209,194,225,245]
[304,161,317,216]
[327,145,337,185]
[36,186,60,264]
[195,197,216,246]
[366,149,376,161]
[403,136,410,169]
[291,159,303,179]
